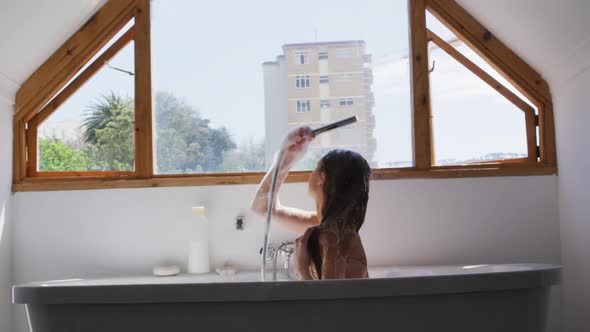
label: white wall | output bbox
[450,2,590,330]
[0,0,107,84]
[554,46,590,332]
[12,175,561,331]
[0,89,14,332]
[12,176,561,276]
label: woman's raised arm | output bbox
[250,126,319,233]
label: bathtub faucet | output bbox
[273,241,295,281]
[261,242,295,280]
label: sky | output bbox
[44,0,532,168]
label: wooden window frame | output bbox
[11,0,557,192]
[26,25,137,178]
[426,29,538,163]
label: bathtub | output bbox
[13,264,559,332]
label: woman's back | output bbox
[309,225,368,279]
[343,230,369,279]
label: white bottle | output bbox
[188,206,210,274]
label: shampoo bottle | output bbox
[188,206,210,274]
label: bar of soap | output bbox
[153,265,181,277]
[215,267,237,276]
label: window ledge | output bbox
[12,163,557,192]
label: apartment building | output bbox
[263,40,376,168]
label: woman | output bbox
[250,126,371,280]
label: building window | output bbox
[295,51,309,65]
[339,98,354,106]
[320,100,331,109]
[336,73,353,83]
[295,75,310,88]
[335,48,354,59]
[318,52,329,60]
[319,75,329,84]
[296,100,311,113]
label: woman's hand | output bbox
[280,126,315,168]
[294,226,316,280]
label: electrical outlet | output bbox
[236,215,245,230]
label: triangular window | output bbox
[29,19,136,175]
[426,13,537,165]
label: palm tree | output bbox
[81,92,133,144]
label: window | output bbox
[295,51,309,65]
[339,98,354,106]
[12,0,556,191]
[296,100,311,113]
[335,73,353,83]
[29,16,137,177]
[150,0,412,173]
[335,48,354,59]
[295,75,310,88]
[426,12,535,165]
[429,43,528,165]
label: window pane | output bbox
[152,0,412,174]
[38,40,135,172]
[428,42,528,165]
[426,12,536,110]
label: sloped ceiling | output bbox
[456,0,590,93]
[0,0,589,103]
[0,0,107,104]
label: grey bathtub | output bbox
[13,264,560,332]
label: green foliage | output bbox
[38,138,93,171]
[82,92,133,145]
[154,92,236,173]
[40,91,239,174]
[220,138,266,172]
[155,128,189,173]
[93,103,135,171]
[39,92,135,172]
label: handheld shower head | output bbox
[312,116,358,136]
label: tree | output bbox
[154,92,236,173]
[155,128,189,173]
[82,92,133,145]
[78,93,135,171]
[220,138,266,172]
[40,91,237,173]
[93,104,135,170]
[38,138,93,171]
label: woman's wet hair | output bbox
[308,149,371,278]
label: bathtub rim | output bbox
[13,264,560,305]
